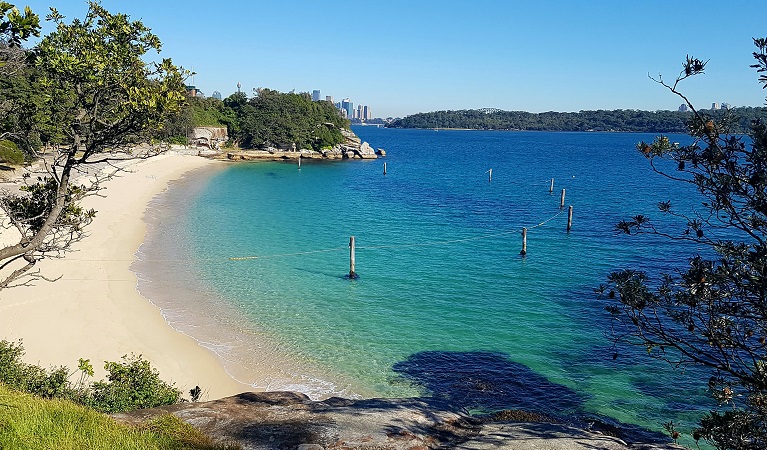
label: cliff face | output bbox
[189,126,228,149]
[112,392,680,450]
[220,128,378,161]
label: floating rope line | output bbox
[229,247,347,261]
[228,208,566,261]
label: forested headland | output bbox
[387,107,767,133]
[158,89,350,151]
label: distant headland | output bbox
[386,106,767,133]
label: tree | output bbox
[0,2,40,143]
[599,38,767,450]
[0,2,186,289]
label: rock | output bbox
[376,148,386,157]
[189,126,228,149]
[358,142,376,158]
[112,392,682,450]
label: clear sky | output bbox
[15,0,767,118]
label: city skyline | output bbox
[15,0,767,118]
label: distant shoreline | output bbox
[385,105,767,134]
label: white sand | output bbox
[0,153,251,401]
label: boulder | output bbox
[112,392,682,450]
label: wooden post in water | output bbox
[560,189,566,209]
[349,236,356,278]
[550,178,554,193]
[567,205,573,232]
[488,169,493,183]
[383,162,387,175]
[520,228,527,256]
[298,154,301,169]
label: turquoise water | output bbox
[136,128,714,444]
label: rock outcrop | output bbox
[112,392,681,450]
[189,126,228,149]
[218,128,377,161]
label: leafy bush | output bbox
[0,340,183,413]
[86,354,181,413]
[0,339,73,399]
[0,139,24,165]
[165,135,188,146]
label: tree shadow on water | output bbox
[391,350,585,417]
[392,350,670,445]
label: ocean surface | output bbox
[135,127,715,445]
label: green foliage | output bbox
[0,384,238,450]
[86,354,181,413]
[0,138,23,164]
[1,177,94,236]
[0,339,73,399]
[0,2,40,47]
[0,340,183,414]
[188,96,234,127]
[600,39,767,450]
[388,107,767,133]
[226,89,348,150]
[33,1,187,154]
[0,2,188,289]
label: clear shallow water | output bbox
[136,128,715,444]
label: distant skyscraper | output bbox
[357,105,363,120]
[678,104,689,112]
[712,102,721,110]
[363,105,370,120]
[312,90,321,101]
[212,91,222,100]
[326,95,333,103]
[341,98,353,119]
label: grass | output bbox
[0,383,239,450]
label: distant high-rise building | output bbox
[326,95,333,103]
[678,104,689,112]
[341,98,353,119]
[212,91,222,100]
[712,102,721,110]
[357,105,363,120]
[312,90,321,101]
[363,105,371,120]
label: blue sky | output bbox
[15,0,767,118]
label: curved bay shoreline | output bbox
[0,152,680,448]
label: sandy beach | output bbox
[0,153,251,401]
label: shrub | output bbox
[86,354,181,413]
[0,139,24,165]
[0,339,72,399]
[0,340,184,413]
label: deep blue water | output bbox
[137,127,716,446]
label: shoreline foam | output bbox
[0,153,249,401]
[132,165,362,399]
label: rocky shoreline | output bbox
[218,129,382,162]
[113,392,683,450]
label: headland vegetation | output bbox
[386,107,767,133]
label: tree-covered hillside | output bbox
[388,107,767,133]
[225,89,349,150]
[160,89,349,150]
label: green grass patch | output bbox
[0,383,239,449]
